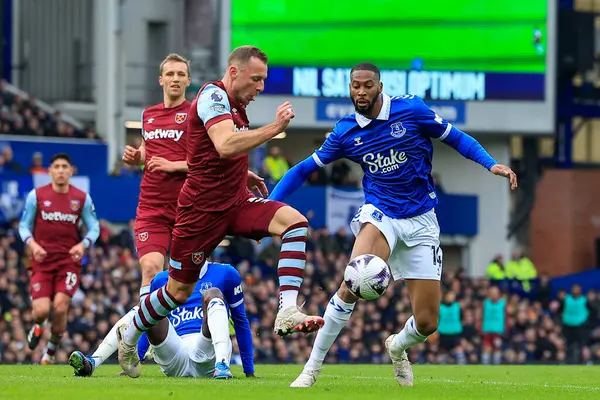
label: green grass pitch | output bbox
[0,364,598,400]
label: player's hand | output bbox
[490,164,518,190]
[247,170,269,198]
[29,242,47,262]
[147,156,175,173]
[122,145,141,166]
[273,101,295,133]
[69,242,85,261]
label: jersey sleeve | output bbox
[150,271,169,292]
[18,189,37,244]
[224,265,254,375]
[312,126,344,166]
[410,95,452,140]
[137,333,150,361]
[81,193,100,249]
[196,85,232,130]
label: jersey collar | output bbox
[355,93,391,128]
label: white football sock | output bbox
[279,290,299,311]
[392,315,428,352]
[305,293,355,371]
[92,306,138,367]
[207,298,232,365]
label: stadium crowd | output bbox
[0,79,100,143]
[0,216,599,366]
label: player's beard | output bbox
[352,95,379,116]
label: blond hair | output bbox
[159,53,191,76]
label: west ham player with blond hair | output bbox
[116,45,324,378]
[19,153,100,364]
[121,53,192,305]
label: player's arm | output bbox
[198,86,293,159]
[412,96,517,189]
[80,193,100,249]
[269,128,343,202]
[224,267,255,376]
[18,189,36,246]
[146,155,188,173]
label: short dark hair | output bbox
[350,62,381,81]
[50,153,71,165]
[228,46,268,66]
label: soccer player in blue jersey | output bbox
[269,63,517,387]
[68,262,255,379]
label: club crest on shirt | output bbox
[200,282,213,294]
[192,251,205,265]
[70,200,81,212]
[175,112,187,124]
[210,90,223,102]
[390,121,407,138]
[138,231,149,242]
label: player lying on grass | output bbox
[69,262,254,379]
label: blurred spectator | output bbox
[506,250,538,292]
[330,159,358,187]
[486,255,507,282]
[481,286,507,365]
[263,146,290,183]
[1,147,22,174]
[28,152,47,174]
[560,284,590,363]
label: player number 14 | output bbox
[431,245,442,266]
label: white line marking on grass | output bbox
[273,374,600,391]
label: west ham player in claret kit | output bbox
[121,53,192,305]
[116,45,324,378]
[18,153,100,364]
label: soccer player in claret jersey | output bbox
[116,45,324,377]
[69,262,254,379]
[121,53,192,305]
[269,63,518,387]
[18,153,100,364]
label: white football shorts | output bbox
[152,323,226,378]
[350,204,443,281]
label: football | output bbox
[344,254,392,300]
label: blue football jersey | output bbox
[137,262,255,374]
[313,93,451,219]
[148,263,244,337]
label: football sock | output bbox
[305,293,355,370]
[277,222,309,311]
[206,298,232,366]
[124,286,182,346]
[92,306,138,367]
[392,315,428,352]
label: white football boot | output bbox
[385,334,414,386]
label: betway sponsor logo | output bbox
[143,129,184,142]
[363,149,408,174]
[170,306,203,327]
[41,211,78,224]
